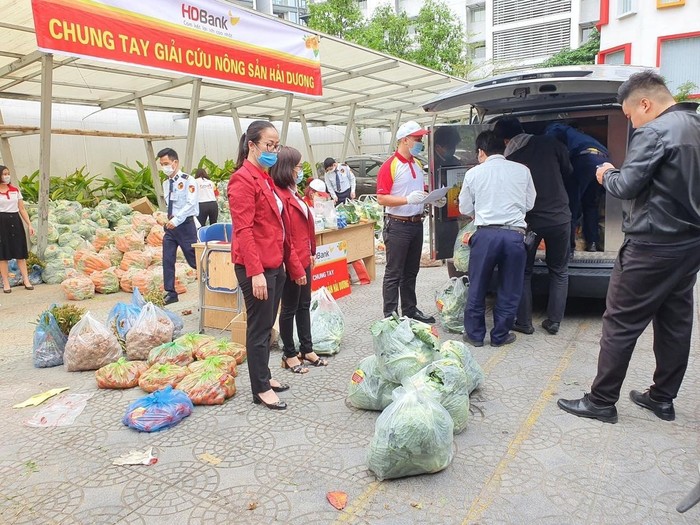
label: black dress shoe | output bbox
[512,323,534,335]
[586,242,604,252]
[490,333,516,347]
[462,334,484,347]
[406,310,435,324]
[629,390,675,421]
[253,394,287,410]
[270,383,290,392]
[163,294,179,305]
[557,393,618,423]
[542,319,560,335]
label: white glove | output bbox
[406,190,428,205]
[433,197,447,208]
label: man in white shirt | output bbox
[323,157,356,204]
[458,130,536,347]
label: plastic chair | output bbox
[197,222,240,333]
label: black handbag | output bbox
[524,230,538,251]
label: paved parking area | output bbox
[1,264,699,524]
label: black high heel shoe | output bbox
[253,394,287,410]
[270,382,290,392]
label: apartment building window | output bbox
[598,43,631,64]
[657,0,685,7]
[493,0,571,25]
[580,24,595,44]
[618,0,636,17]
[469,5,485,23]
[659,33,700,95]
[470,42,486,60]
[493,19,570,62]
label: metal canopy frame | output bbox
[0,0,470,256]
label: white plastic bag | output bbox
[25,392,95,427]
[309,286,344,355]
[435,277,469,334]
[126,303,175,361]
[453,221,477,272]
[64,312,122,372]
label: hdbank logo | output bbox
[181,3,230,30]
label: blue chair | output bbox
[197,222,241,333]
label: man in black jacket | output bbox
[558,71,700,424]
[493,117,573,336]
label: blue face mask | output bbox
[258,151,278,168]
[295,170,304,185]
[410,141,424,156]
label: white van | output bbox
[423,65,650,298]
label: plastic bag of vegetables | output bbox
[90,267,120,294]
[33,310,67,368]
[435,277,469,334]
[194,338,246,363]
[371,314,438,384]
[107,301,141,340]
[147,341,194,367]
[410,358,470,434]
[123,385,193,432]
[347,355,399,411]
[95,358,148,389]
[64,312,122,372]
[115,229,145,253]
[61,274,95,301]
[453,221,477,272]
[138,363,188,393]
[367,378,454,481]
[438,340,485,394]
[175,332,217,356]
[187,355,237,377]
[304,286,345,355]
[132,288,184,338]
[176,369,236,405]
[125,303,174,361]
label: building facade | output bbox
[597,0,700,97]
[355,1,600,78]
[234,0,309,24]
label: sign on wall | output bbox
[311,241,351,300]
[31,0,322,96]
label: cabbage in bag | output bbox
[435,277,468,334]
[367,379,454,481]
[347,355,399,411]
[438,340,485,393]
[453,221,477,272]
[293,286,345,355]
[410,358,470,434]
[371,314,438,384]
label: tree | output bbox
[306,0,365,40]
[411,0,467,76]
[361,4,412,60]
[541,28,600,67]
[673,81,698,102]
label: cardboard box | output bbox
[130,197,157,215]
[231,311,280,348]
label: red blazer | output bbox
[228,160,304,280]
[275,186,316,271]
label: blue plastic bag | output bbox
[7,259,22,287]
[33,311,68,368]
[107,302,141,340]
[132,288,184,338]
[122,386,194,432]
[29,264,44,286]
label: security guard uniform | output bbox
[162,170,199,301]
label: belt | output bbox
[387,214,424,223]
[477,224,526,235]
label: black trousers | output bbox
[279,265,312,358]
[382,218,423,318]
[569,153,608,247]
[235,264,286,396]
[517,222,570,326]
[336,188,352,204]
[162,217,197,297]
[589,238,700,405]
[197,201,218,227]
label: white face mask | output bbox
[162,165,175,176]
[1,175,10,184]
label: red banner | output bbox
[311,242,351,300]
[31,0,322,96]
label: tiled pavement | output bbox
[1,264,699,524]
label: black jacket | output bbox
[603,103,700,243]
[505,134,573,230]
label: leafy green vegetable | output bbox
[367,378,454,480]
[347,355,399,411]
[438,340,485,393]
[435,277,468,333]
[411,358,470,433]
[453,221,477,272]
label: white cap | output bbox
[308,178,326,192]
[396,120,430,140]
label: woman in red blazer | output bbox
[229,121,305,410]
[270,147,328,374]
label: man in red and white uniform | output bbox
[377,121,443,323]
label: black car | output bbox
[343,153,429,199]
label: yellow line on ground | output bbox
[333,481,381,524]
[461,335,581,525]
